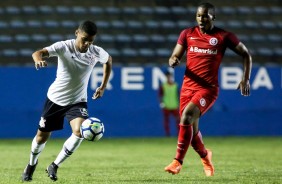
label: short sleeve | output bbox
[96,46,109,64]
[225,32,240,49]
[44,41,65,57]
[177,29,188,48]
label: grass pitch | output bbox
[0,137,281,184]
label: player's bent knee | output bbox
[72,130,82,138]
[180,106,200,125]
[180,114,194,125]
[36,131,51,144]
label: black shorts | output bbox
[38,98,89,132]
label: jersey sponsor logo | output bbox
[190,37,199,40]
[199,98,206,107]
[39,117,46,128]
[209,37,218,46]
[190,46,217,54]
[80,108,89,117]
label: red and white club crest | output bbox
[200,98,206,107]
[209,37,218,46]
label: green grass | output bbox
[0,137,281,184]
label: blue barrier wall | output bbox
[0,65,281,138]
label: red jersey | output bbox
[177,26,240,90]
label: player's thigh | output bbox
[39,98,66,132]
[172,109,179,118]
[163,109,170,118]
[66,102,89,136]
[179,89,193,117]
[190,88,218,116]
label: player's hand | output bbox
[237,79,250,96]
[160,102,165,108]
[169,57,180,68]
[35,60,47,70]
[92,86,105,100]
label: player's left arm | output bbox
[233,42,252,96]
[93,55,112,99]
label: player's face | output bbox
[166,74,174,83]
[75,30,95,53]
[196,7,214,33]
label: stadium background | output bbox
[0,0,281,138]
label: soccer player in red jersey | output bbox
[164,2,252,176]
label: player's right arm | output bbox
[32,48,49,70]
[169,44,185,68]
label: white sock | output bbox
[30,136,46,166]
[54,133,84,167]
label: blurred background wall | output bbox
[0,0,281,138]
[0,0,281,66]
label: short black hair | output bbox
[78,20,97,36]
[165,70,173,76]
[198,2,216,19]
[198,2,215,10]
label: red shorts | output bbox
[179,87,218,116]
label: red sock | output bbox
[175,124,193,162]
[191,131,207,158]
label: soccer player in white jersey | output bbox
[22,20,112,182]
